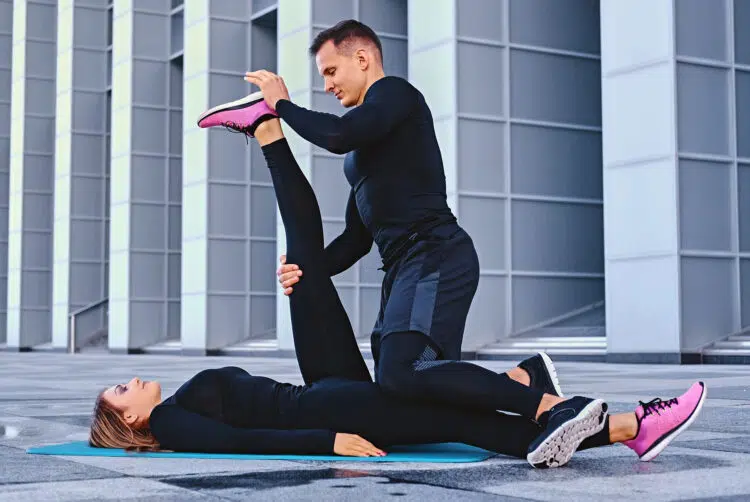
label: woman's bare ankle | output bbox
[507,367,530,386]
[609,412,638,443]
[535,394,565,421]
[255,118,283,146]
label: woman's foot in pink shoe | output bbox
[623,381,707,461]
[197,91,278,137]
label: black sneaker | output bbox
[518,352,563,397]
[526,396,608,469]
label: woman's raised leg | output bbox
[255,119,371,385]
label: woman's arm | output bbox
[150,405,335,454]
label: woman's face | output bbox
[102,377,162,426]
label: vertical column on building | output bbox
[182,1,259,355]
[7,0,57,351]
[600,1,681,361]
[273,0,313,350]
[0,0,12,347]
[407,0,463,342]
[52,0,110,351]
[108,0,177,353]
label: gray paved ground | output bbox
[1,352,749,501]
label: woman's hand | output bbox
[333,433,386,457]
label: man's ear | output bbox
[356,48,369,70]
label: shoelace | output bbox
[639,397,679,416]
[222,121,252,144]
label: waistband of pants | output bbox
[378,215,458,271]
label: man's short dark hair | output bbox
[309,19,383,61]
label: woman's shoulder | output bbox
[193,366,251,378]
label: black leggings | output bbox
[261,138,609,457]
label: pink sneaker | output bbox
[196,91,278,137]
[624,381,707,461]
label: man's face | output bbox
[315,40,368,108]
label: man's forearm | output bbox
[275,79,416,155]
[324,235,372,277]
[276,99,351,154]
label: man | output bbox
[197,19,609,467]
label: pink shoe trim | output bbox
[198,91,264,125]
[197,91,279,133]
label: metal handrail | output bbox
[68,298,109,354]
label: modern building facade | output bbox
[1,0,748,363]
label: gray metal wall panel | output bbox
[603,0,748,355]
[451,0,603,343]
[675,0,748,348]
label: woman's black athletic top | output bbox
[146,366,609,457]
[275,76,458,273]
[148,367,336,454]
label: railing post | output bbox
[66,298,108,354]
[68,315,76,354]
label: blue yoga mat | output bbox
[27,441,494,463]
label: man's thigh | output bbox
[379,233,479,360]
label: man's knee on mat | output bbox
[375,357,419,398]
[375,331,443,398]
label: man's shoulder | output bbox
[372,76,419,96]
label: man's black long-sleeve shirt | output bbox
[275,76,457,274]
[149,367,335,454]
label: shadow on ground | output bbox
[158,453,731,493]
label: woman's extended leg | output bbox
[294,376,627,461]
[255,119,371,385]
[298,377,705,466]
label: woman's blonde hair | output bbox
[89,389,161,452]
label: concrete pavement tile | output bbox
[684,406,750,435]
[0,444,123,485]
[672,436,750,454]
[645,386,750,401]
[681,496,750,501]
[315,448,724,492]
[157,469,516,502]
[0,477,222,502]
[285,456,513,473]
[483,449,749,501]
[0,416,91,449]
[626,371,745,380]
[68,456,320,478]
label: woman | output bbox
[90,98,707,469]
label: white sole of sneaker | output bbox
[539,352,563,397]
[639,383,707,462]
[197,91,264,123]
[527,398,608,468]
